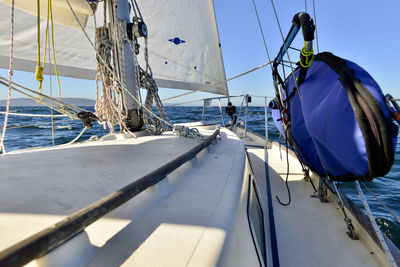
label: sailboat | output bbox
[0,0,399,266]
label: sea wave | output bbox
[36,125,73,130]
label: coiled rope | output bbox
[65,0,212,142]
[125,1,169,135]
[94,23,129,134]
[173,125,209,142]
[65,0,173,130]
[299,42,314,68]
[141,73,169,134]
[65,0,226,143]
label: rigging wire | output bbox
[0,112,67,117]
[250,0,273,71]
[169,94,267,106]
[162,61,273,102]
[355,181,397,266]
[360,182,400,225]
[288,47,301,52]
[0,76,87,117]
[0,76,87,113]
[268,0,303,99]
[312,0,319,53]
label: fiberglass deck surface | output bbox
[0,127,259,267]
[244,139,380,267]
[0,132,202,252]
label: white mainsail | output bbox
[0,0,228,95]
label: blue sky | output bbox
[1,0,399,106]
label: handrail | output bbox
[0,129,220,267]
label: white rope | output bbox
[94,24,130,135]
[62,126,87,146]
[0,0,15,154]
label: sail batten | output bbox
[0,0,228,95]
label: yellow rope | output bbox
[299,41,314,68]
[49,0,62,102]
[35,0,62,102]
[36,0,40,65]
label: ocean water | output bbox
[1,105,399,248]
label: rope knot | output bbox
[35,65,44,82]
[299,44,314,68]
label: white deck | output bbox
[0,125,393,266]
[0,126,261,266]
[239,128,391,267]
[0,132,202,252]
[247,145,378,266]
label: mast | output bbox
[115,0,143,130]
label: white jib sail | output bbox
[0,0,228,95]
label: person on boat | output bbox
[225,102,237,124]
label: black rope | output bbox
[282,129,318,194]
[286,129,336,195]
[276,129,292,206]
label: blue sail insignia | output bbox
[168,37,186,45]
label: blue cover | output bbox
[272,52,398,181]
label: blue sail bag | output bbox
[271,52,398,181]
